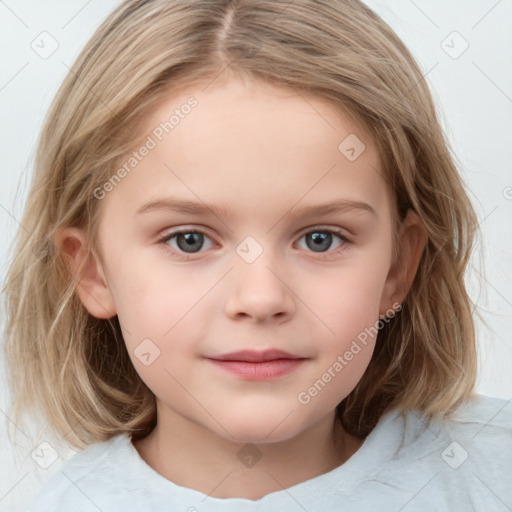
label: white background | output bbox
[1,1,511,510]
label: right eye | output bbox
[158,229,215,259]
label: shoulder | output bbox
[416,393,512,465]
[27,433,140,512]
[368,394,512,510]
[402,393,511,449]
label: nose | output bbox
[224,253,296,324]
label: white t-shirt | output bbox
[27,394,511,511]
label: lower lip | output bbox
[207,358,306,380]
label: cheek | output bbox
[109,268,196,393]
[302,256,389,392]
[107,258,202,347]
[311,257,389,334]
[298,283,382,411]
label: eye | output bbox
[157,226,351,260]
[158,229,214,257]
[296,227,349,256]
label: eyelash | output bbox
[157,225,351,261]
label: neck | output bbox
[133,404,363,500]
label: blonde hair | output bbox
[3,0,479,450]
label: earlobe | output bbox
[52,227,117,319]
[379,210,427,314]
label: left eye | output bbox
[296,229,347,253]
[160,230,214,254]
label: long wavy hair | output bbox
[3,0,479,450]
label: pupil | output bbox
[307,232,331,252]
[177,232,203,253]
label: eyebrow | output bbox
[136,196,377,219]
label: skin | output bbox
[55,74,426,500]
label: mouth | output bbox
[205,349,308,380]
[206,349,305,363]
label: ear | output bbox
[52,227,117,319]
[379,209,427,315]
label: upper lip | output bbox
[207,349,305,362]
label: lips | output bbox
[206,349,305,363]
[205,349,308,380]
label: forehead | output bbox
[102,75,390,222]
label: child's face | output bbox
[92,76,401,443]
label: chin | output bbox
[214,412,306,445]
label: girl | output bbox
[3,0,511,510]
